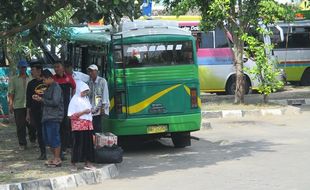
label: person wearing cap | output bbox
[87,64,110,133]
[26,61,47,160]
[8,60,34,150]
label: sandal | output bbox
[44,160,54,165]
[47,160,62,167]
[84,165,96,170]
[70,166,78,172]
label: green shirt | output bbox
[8,75,31,109]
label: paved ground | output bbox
[298,104,310,112]
[78,112,310,190]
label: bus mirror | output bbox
[275,25,284,42]
[242,57,248,63]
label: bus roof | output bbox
[69,21,193,45]
[121,20,179,31]
[70,32,110,45]
[138,15,201,21]
[118,26,192,38]
[276,20,310,27]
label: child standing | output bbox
[33,69,64,167]
[67,81,95,171]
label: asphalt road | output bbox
[76,112,310,190]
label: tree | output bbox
[0,0,143,75]
[0,0,143,39]
[163,0,293,104]
[242,29,283,103]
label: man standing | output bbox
[87,64,110,133]
[53,61,76,159]
[26,61,47,160]
[8,60,34,150]
[33,69,64,167]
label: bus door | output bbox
[68,44,108,78]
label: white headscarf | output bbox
[67,81,92,121]
[72,71,90,83]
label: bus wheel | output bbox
[301,68,310,86]
[171,132,191,148]
[226,75,250,95]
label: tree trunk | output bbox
[233,38,245,104]
[263,94,268,104]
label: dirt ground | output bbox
[0,123,104,184]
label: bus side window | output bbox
[200,31,214,48]
[287,32,310,48]
[215,28,229,48]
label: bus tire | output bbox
[226,75,251,95]
[300,68,310,86]
[171,132,191,148]
[289,81,300,86]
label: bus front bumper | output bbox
[103,113,201,136]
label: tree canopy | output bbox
[0,0,142,38]
[163,0,294,103]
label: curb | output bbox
[269,98,310,106]
[202,106,301,119]
[0,164,119,190]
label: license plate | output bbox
[147,125,168,134]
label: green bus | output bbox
[68,21,201,147]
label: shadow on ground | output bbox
[118,138,278,179]
[0,122,279,184]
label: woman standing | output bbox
[67,81,95,171]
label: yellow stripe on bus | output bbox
[110,84,202,113]
[123,84,181,114]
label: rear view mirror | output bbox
[275,25,284,42]
[243,57,248,63]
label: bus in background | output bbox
[270,20,310,86]
[141,16,259,95]
[68,20,201,148]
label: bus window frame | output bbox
[121,40,195,68]
[272,25,310,50]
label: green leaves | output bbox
[259,0,294,24]
[242,28,284,99]
[0,0,144,38]
[163,0,291,102]
[0,0,143,73]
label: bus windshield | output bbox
[119,41,194,67]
